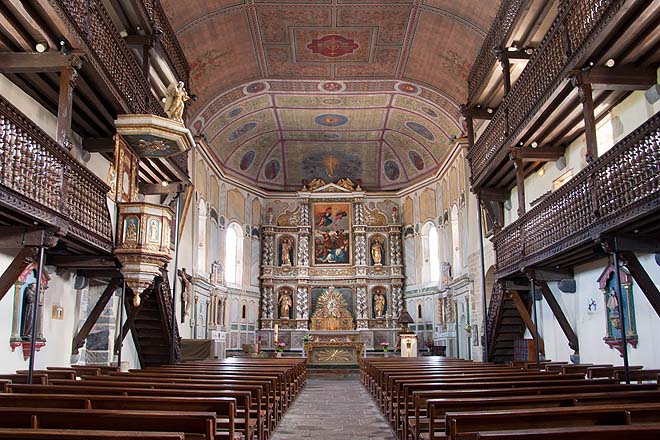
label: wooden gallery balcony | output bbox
[492,110,660,279]
[466,0,660,193]
[0,94,113,254]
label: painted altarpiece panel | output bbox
[312,203,351,265]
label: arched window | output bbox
[421,222,440,284]
[241,304,247,320]
[451,205,461,275]
[428,226,440,282]
[417,304,423,320]
[197,199,207,274]
[225,223,243,285]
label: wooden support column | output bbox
[0,227,59,302]
[571,72,598,163]
[0,247,38,303]
[511,152,526,216]
[71,277,122,354]
[537,280,579,353]
[56,59,81,148]
[460,105,475,149]
[510,290,545,355]
[620,251,660,318]
[494,47,511,95]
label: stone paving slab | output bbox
[271,377,396,440]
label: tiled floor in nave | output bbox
[271,376,396,440]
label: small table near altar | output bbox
[304,340,365,366]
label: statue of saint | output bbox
[371,237,384,265]
[178,268,193,321]
[279,291,292,318]
[281,237,293,266]
[164,81,190,122]
[373,288,386,318]
[20,283,37,338]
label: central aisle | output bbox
[272,375,396,440]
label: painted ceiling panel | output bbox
[160,1,500,190]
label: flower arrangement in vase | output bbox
[276,342,285,357]
[380,341,389,353]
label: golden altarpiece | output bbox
[259,180,403,358]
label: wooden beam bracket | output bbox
[0,51,83,74]
[620,251,660,319]
[580,65,658,91]
[71,278,122,354]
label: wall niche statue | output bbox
[598,264,638,355]
[278,287,294,319]
[278,236,295,267]
[370,235,386,266]
[11,263,50,359]
[372,286,387,319]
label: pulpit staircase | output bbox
[487,282,528,364]
[124,268,181,367]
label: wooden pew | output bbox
[0,393,238,440]
[614,369,660,382]
[587,365,643,378]
[0,374,48,385]
[475,424,660,439]
[445,403,660,440]
[0,407,216,440]
[9,382,255,440]
[0,429,185,439]
[407,381,657,440]
[15,370,77,380]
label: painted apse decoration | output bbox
[10,263,50,359]
[313,203,351,265]
[598,264,638,355]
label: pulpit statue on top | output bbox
[310,286,354,331]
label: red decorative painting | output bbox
[307,35,359,58]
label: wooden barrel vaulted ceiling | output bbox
[160,0,501,190]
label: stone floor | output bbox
[271,376,396,440]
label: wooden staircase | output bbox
[487,282,529,364]
[125,268,181,367]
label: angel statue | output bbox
[164,81,190,122]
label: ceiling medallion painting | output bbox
[195,79,464,191]
[306,35,359,58]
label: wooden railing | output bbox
[493,110,660,277]
[0,95,113,252]
[467,0,626,184]
[157,269,181,364]
[54,0,166,116]
[467,0,526,102]
[487,281,506,360]
[141,0,190,87]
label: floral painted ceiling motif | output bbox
[159,0,502,190]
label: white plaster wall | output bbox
[539,255,660,368]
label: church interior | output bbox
[1,0,660,438]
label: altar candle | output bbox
[274,324,279,343]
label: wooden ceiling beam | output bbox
[0,52,82,74]
[47,255,118,269]
[580,65,658,91]
[139,182,185,195]
[0,3,32,50]
[479,186,509,202]
[466,106,497,120]
[511,145,566,163]
[5,0,57,49]
[82,137,115,153]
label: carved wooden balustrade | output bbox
[493,110,660,278]
[486,281,506,359]
[157,269,181,363]
[467,0,526,103]
[0,95,113,253]
[468,0,626,185]
[53,0,166,116]
[140,0,190,87]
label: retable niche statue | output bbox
[371,237,384,265]
[373,288,386,318]
[279,291,292,318]
[164,81,190,122]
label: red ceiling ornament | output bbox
[307,35,359,58]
